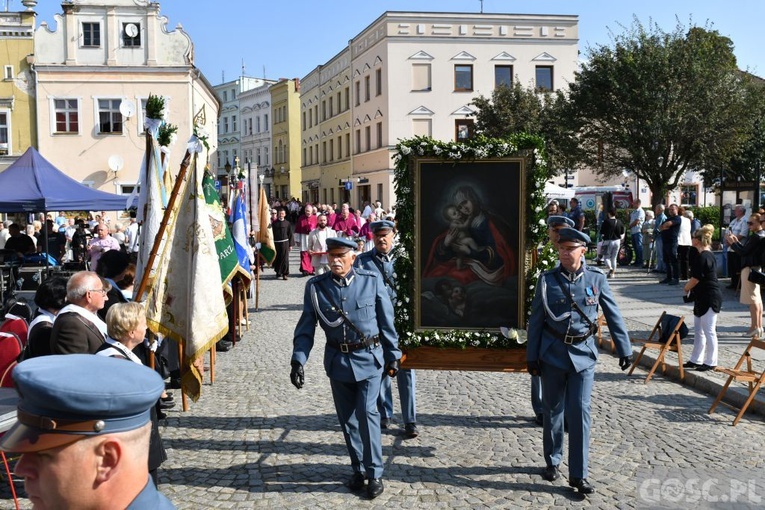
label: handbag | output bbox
[748,268,765,286]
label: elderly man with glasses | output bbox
[50,271,109,354]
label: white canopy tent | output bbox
[543,182,575,203]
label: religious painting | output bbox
[415,159,524,330]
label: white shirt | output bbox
[678,216,692,247]
[308,226,336,266]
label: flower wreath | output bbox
[392,134,557,349]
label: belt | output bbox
[327,335,379,353]
[544,324,593,345]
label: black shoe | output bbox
[216,339,233,352]
[696,364,716,372]
[166,378,182,390]
[404,423,419,439]
[161,394,174,402]
[156,409,168,420]
[347,472,366,491]
[542,465,560,482]
[569,477,595,494]
[534,413,544,427]
[380,418,390,429]
[667,280,679,286]
[658,279,670,284]
[367,478,384,499]
[159,399,176,410]
[683,361,700,369]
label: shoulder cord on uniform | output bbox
[552,271,598,334]
[310,283,344,328]
[541,276,571,322]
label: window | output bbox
[3,65,13,80]
[412,118,432,137]
[355,81,360,106]
[256,116,261,133]
[328,97,333,118]
[223,117,229,133]
[337,92,342,112]
[681,184,699,207]
[364,126,371,151]
[264,146,269,165]
[248,118,253,135]
[322,101,326,121]
[308,146,313,165]
[337,136,342,159]
[455,119,475,141]
[54,99,79,133]
[119,184,139,195]
[256,148,261,166]
[355,129,361,154]
[411,64,432,92]
[232,115,237,132]
[302,111,306,130]
[0,112,9,154]
[345,133,350,157]
[98,99,123,134]
[376,121,383,148]
[82,22,100,47]
[364,76,371,102]
[375,69,382,96]
[495,65,513,88]
[344,87,350,110]
[121,23,141,47]
[232,89,236,99]
[322,141,327,163]
[535,66,553,91]
[264,114,269,130]
[454,65,473,91]
[329,139,334,161]
[223,91,228,102]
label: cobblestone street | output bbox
[3,256,765,508]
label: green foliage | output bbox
[471,83,582,175]
[690,206,720,228]
[157,123,178,147]
[392,134,554,349]
[564,18,750,206]
[145,94,165,120]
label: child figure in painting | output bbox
[443,204,479,269]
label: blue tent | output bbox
[0,146,129,213]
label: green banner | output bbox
[202,170,238,297]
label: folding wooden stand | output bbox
[628,311,686,383]
[708,337,765,426]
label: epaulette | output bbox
[586,265,606,275]
[355,268,378,277]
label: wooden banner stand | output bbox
[402,346,527,372]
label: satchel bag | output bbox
[748,268,765,286]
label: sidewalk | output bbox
[603,263,765,417]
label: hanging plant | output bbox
[392,134,555,349]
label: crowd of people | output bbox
[257,198,396,279]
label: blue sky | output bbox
[31,0,765,83]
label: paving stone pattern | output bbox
[2,257,764,508]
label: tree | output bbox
[471,82,582,174]
[564,19,751,206]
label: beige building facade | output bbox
[32,0,218,201]
[301,11,579,209]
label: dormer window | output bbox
[122,23,141,47]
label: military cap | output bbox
[546,215,575,228]
[0,354,164,453]
[369,220,396,233]
[326,237,358,251]
[557,227,591,246]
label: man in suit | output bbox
[527,228,633,494]
[354,220,419,439]
[50,271,108,354]
[290,237,401,499]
